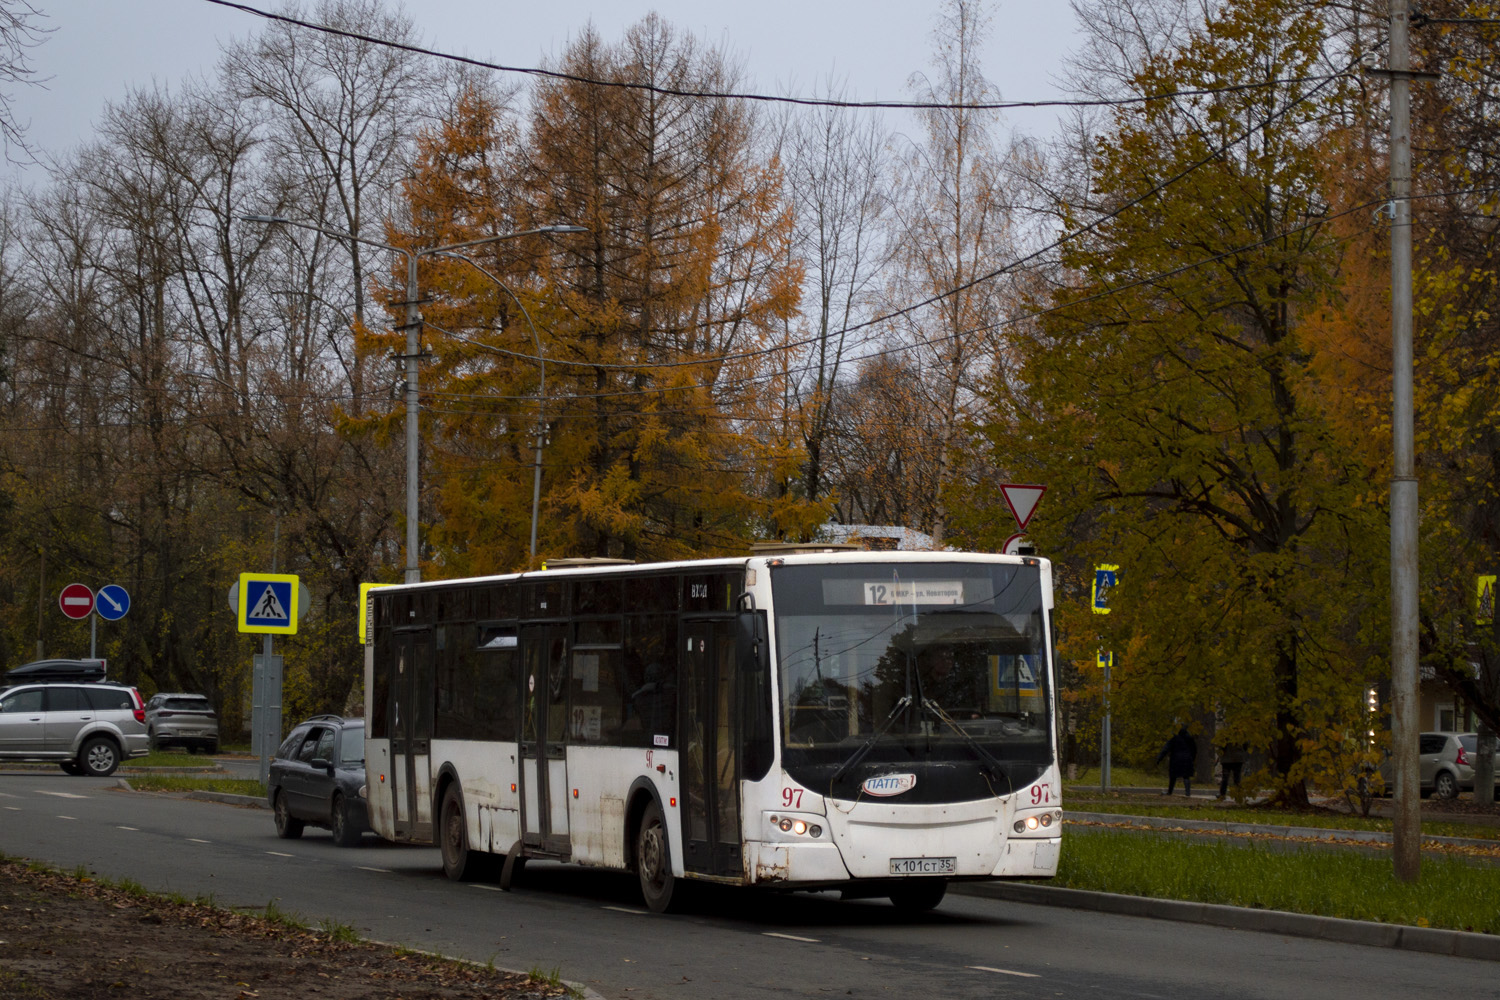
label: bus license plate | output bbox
[889,857,956,875]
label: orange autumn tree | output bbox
[376,18,808,575]
[515,16,806,562]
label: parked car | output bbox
[0,681,148,776]
[143,693,219,753]
[266,715,369,846]
[1380,731,1500,799]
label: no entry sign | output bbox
[59,582,95,620]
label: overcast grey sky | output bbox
[8,0,1081,177]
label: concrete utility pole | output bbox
[1387,0,1421,883]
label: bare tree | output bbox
[0,0,49,162]
[776,80,891,514]
[221,0,441,408]
[885,0,1015,547]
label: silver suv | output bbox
[0,682,149,776]
[144,692,219,753]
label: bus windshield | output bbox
[771,561,1051,798]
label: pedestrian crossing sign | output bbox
[238,572,300,634]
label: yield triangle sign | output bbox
[1000,483,1046,529]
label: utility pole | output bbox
[403,253,422,584]
[1387,0,1421,883]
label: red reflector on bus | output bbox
[572,788,579,798]
[669,797,677,807]
[510,783,517,793]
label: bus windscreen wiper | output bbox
[920,697,1013,793]
[830,696,912,784]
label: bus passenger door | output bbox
[520,624,571,855]
[390,629,434,841]
[682,621,742,878]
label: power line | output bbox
[202,0,1351,112]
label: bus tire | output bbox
[888,878,947,911]
[440,784,485,881]
[636,800,680,913]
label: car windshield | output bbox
[339,727,365,765]
[771,561,1051,782]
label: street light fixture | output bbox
[241,215,585,582]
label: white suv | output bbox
[0,682,149,776]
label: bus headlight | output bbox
[769,815,822,839]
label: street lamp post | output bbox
[242,216,582,582]
[430,250,571,565]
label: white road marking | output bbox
[265,851,294,857]
[470,884,505,892]
[117,826,138,831]
[56,815,76,820]
[967,966,1040,978]
[37,791,88,799]
[4,806,21,811]
[763,932,820,943]
[187,838,211,844]
[355,866,392,873]
[602,905,647,914]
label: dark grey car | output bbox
[0,682,149,776]
[266,715,369,846]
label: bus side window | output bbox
[568,647,623,744]
[623,614,677,746]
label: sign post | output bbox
[59,583,96,657]
[235,571,301,785]
[1093,564,1119,791]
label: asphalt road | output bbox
[1,770,1494,999]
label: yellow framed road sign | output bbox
[359,583,392,644]
[238,572,300,635]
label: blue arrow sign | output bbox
[95,584,131,621]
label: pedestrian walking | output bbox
[1217,741,1247,800]
[1156,725,1197,796]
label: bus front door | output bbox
[520,624,571,855]
[390,629,434,842]
[681,620,742,878]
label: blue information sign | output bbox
[95,584,131,621]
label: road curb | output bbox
[184,790,267,808]
[957,882,1500,961]
[1069,810,1500,850]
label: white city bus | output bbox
[364,549,1061,912]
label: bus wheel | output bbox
[636,800,680,913]
[440,785,484,881]
[888,878,948,911]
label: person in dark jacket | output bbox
[1156,726,1198,796]
[1216,741,1247,800]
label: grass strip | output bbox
[1065,798,1500,841]
[1052,827,1500,935]
[131,750,222,768]
[128,775,265,796]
